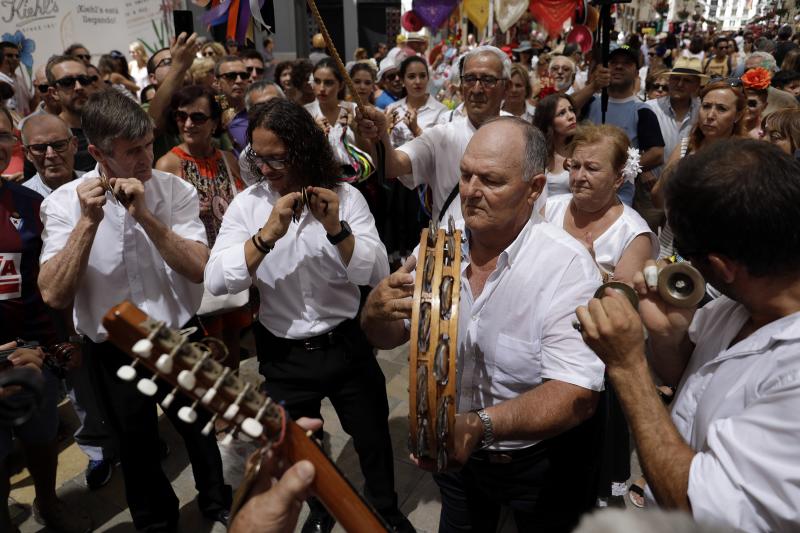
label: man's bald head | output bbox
[21,113,71,144]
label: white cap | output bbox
[377,56,401,81]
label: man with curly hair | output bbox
[204,98,414,533]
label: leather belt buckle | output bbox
[302,339,322,351]
[487,452,513,464]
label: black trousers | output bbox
[254,319,401,519]
[87,339,231,532]
[435,415,602,533]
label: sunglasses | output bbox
[37,83,50,93]
[246,66,265,76]
[175,110,211,124]
[747,100,760,108]
[53,75,97,89]
[202,51,216,57]
[462,74,503,88]
[383,72,399,81]
[246,147,288,171]
[154,57,173,69]
[652,83,669,91]
[220,71,249,82]
[25,138,72,156]
[74,54,91,61]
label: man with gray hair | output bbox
[37,89,231,530]
[743,51,798,114]
[361,116,604,532]
[357,45,513,224]
[238,79,286,186]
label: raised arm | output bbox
[39,179,105,309]
[148,32,199,132]
[354,105,413,179]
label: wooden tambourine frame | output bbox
[409,220,461,472]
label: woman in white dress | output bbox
[127,41,149,92]
[544,123,657,283]
[533,93,578,199]
[385,55,447,148]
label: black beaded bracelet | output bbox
[251,233,271,255]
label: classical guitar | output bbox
[102,301,390,532]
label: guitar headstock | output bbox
[102,301,283,446]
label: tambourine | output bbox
[408,217,461,472]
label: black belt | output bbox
[472,442,543,464]
[268,319,357,352]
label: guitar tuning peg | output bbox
[178,398,201,424]
[161,385,179,409]
[202,414,220,436]
[132,339,154,358]
[177,369,197,390]
[156,354,173,374]
[222,382,252,421]
[202,367,231,405]
[221,430,235,446]
[241,417,264,439]
[136,377,158,397]
[117,363,138,382]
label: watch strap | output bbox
[326,220,351,245]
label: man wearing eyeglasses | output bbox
[45,55,98,173]
[375,56,404,109]
[549,55,577,94]
[215,56,252,155]
[0,41,31,116]
[358,46,512,224]
[240,49,266,82]
[21,114,82,196]
[38,89,231,531]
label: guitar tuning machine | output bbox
[202,413,221,436]
[118,322,166,381]
[136,377,159,397]
[202,367,231,405]
[178,398,201,424]
[238,396,272,440]
[177,350,211,391]
[223,382,253,421]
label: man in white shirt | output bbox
[37,90,231,531]
[576,139,800,532]
[21,114,83,197]
[205,98,413,533]
[357,45,511,224]
[362,117,605,532]
[0,41,31,116]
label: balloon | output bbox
[566,25,593,54]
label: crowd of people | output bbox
[0,16,799,533]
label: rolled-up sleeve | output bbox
[170,181,207,245]
[341,185,389,287]
[39,187,76,264]
[687,369,800,532]
[540,255,605,391]
[205,194,253,296]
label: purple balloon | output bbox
[412,0,459,30]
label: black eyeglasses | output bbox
[747,100,760,108]
[220,71,249,82]
[53,75,96,89]
[246,147,288,171]
[24,138,72,156]
[202,51,216,57]
[462,74,504,88]
[652,83,669,91]
[3,52,20,60]
[175,110,211,124]
[246,66,265,76]
[74,54,91,61]
[37,84,50,93]
[154,57,173,69]
[383,72,399,81]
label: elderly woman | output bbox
[761,108,800,155]
[385,56,447,147]
[644,68,670,100]
[654,79,747,256]
[503,63,536,122]
[155,85,247,369]
[533,93,578,197]
[544,123,658,509]
[741,67,771,138]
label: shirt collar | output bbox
[462,216,539,270]
[716,305,800,363]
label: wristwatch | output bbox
[472,408,495,450]
[326,220,352,245]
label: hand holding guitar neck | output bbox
[102,301,390,532]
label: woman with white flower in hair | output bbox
[544,123,658,284]
[543,123,658,506]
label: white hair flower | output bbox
[622,147,641,183]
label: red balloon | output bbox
[567,25,593,54]
[402,10,424,32]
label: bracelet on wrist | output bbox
[251,233,272,255]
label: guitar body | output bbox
[102,301,389,533]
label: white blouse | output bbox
[546,167,571,197]
[304,100,357,166]
[544,194,658,274]
[386,95,448,148]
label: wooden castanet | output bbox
[409,218,461,472]
[102,301,389,533]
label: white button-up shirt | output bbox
[386,95,448,148]
[658,296,800,532]
[645,96,699,176]
[39,167,207,343]
[205,181,388,340]
[452,217,604,450]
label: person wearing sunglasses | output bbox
[240,49,266,82]
[0,42,31,117]
[206,97,412,533]
[374,56,404,110]
[215,56,252,155]
[45,55,98,173]
[200,42,225,62]
[64,43,91,66]
[644,69,671,101]
[156,84,247,370]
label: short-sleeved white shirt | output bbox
[452,217,605,450]
[544,194,658,273]
[664,296,800,532]
[40,167,207,342]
